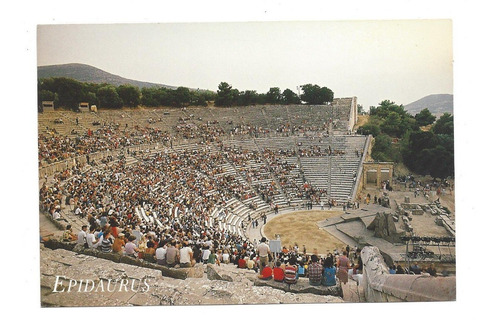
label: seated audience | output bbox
[321,256,336,286]
[273,261,285,282]
[425,263,437,277]
[258,262,273,280]
[179,241,195,267]
[396,264,405,274]
[99,230,113,253]
[410,262,421,275]
[112,233,126,254]
[389,265,396,274]
[307,255,323,286]
[155,240,167,265]
[166,240,180,267]
[124,235,139,257]
[284,255,298,284]
[62,224,77,242]
[208,249,220,265]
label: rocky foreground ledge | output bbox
[40,245,343,307]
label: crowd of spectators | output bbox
[38,107,354,168]
[39,109,370,289]
[224,237,366,287]
[38,123,172,166]
[389,262,440,277]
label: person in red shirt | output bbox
[258,262,273,280]
[238,254,247,269]
[273,261,285,282]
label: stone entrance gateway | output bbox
[362,162,394,188]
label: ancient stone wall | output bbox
[367,212,405,243]
[360,246,455,302]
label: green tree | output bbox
[156,88,175,106]
[370,100,418,137]
[371,100,405,118]
[191,90,211,106]
[140,87,159,107]
[238,90,259,106]
[38,89,55,105]
[432,113,454,135]
[83,91,98,106]
[300,84,334,105]
[318,86,334,103]
[358,123,381,137]
[266,87,282,104]
[402,131,436,174]
[173,87,191,107]
[256,93,267,105]
[415,108,436,127]
[117,85,141,108]
[215,82,238,107]
[97,85,122,109]
[52,77,85,110]
[282,88,301,104]
[371,134,394,162]
[380,112,403,137]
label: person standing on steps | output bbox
[257,237,271,272]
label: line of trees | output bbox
[357,100,454,179]
[38,78,335,111]
[214,82,333,107]
[38,77,216,110]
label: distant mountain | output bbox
[404,94,453,117]
[37,63,177,90]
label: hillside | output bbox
[404,94,453,116]
[37,63,177,89]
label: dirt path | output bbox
[263,210,346,255]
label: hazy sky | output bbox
[37,20,452,109]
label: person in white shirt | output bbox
[75,225,88,250]
[222,250,230,264]
[155,240,167,265]
[202,245,211,264]
[85,226,99,249]
[74,206,82,218]
[179,241,195,267]
[52,210,61,220]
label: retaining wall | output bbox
[360,246,455,302]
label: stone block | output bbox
[60,241,76,251]
[157,265,188,280]
[82,248,99,257]
[412,209,424,215]
[120,255,144,267]
[253,278,342,296]
[97,252,121,263]
[43,239,63,250]
[206,264,234,282]
[435,217,443,226]
[185,264,204,278]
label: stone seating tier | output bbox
[40,115,368,241]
